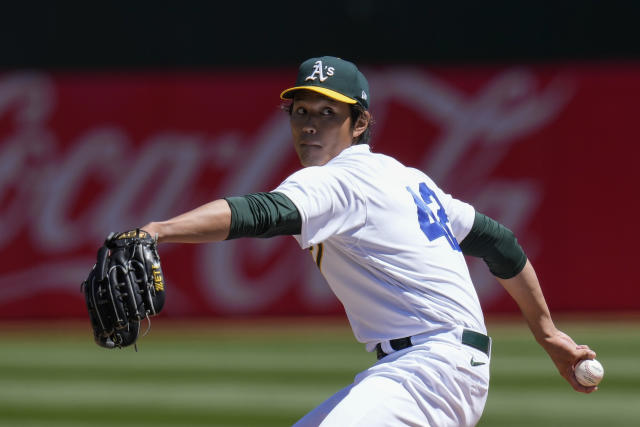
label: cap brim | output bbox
[280,86,357,104]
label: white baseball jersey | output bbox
[274,144,486,351]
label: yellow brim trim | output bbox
[280,86,357,104]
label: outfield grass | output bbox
[0,318,637,426]
[478,319,640,427]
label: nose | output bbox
[300,113,317,134]
[302,120,316,134]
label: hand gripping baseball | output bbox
[541,330,598,393]
[82,229,166,349]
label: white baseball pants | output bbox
[293,329,490,427]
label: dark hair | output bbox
[281,101,374,145]
[350,103,373,145]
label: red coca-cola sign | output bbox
[1,64,638,319]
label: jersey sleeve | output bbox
[444,196,476,243]
[273,166,367,248]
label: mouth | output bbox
[298,141,322,148]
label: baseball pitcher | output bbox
[83,56,598,426]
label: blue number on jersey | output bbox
[407,183,461,252]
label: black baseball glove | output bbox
[82,229,166,349]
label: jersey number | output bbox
[407,183,461,252]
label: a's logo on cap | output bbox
[361,90,367,100]
[305,60,335,83]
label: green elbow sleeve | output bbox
[224,192,302,239]
[460,212,527,279]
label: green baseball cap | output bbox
[280,56,370,109]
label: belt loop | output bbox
[390,336,412,351]
[461,329,491,356]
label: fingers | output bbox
[574,345,596,362]
[554,338,599,393]
[560,363,596,393]
[568,346,599,393]
[568,373,598,394]
[545,331,599,393]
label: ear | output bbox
[352,110,371,141]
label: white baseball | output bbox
[574,359,604,386]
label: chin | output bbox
[296,148,327,167]
[299,157,323,167]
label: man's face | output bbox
[289,91,355,167]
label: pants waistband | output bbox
[375,329,491,360]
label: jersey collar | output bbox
[335,144,371,159]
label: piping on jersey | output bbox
[309,243,324,270]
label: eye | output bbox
[321,107,334,116]
[295,107,306,115]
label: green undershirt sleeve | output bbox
[459,211,528,279]
[224,192,302,239]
